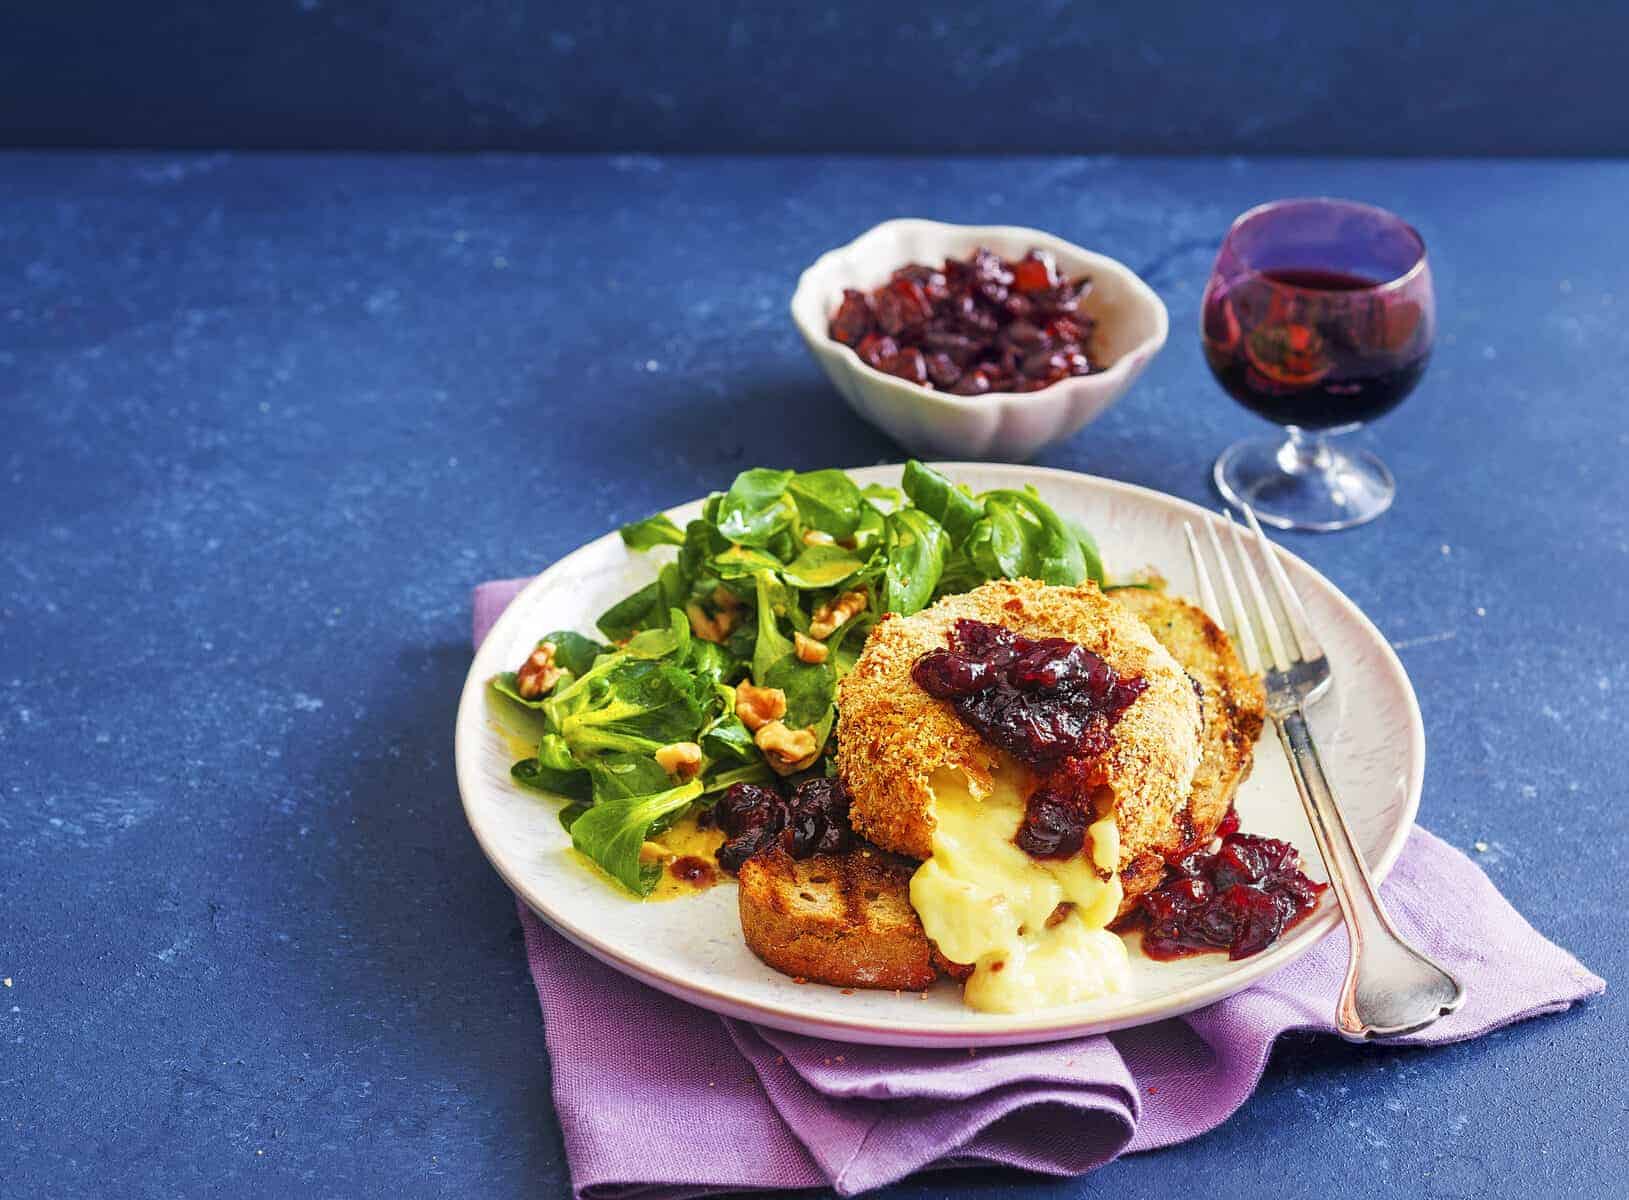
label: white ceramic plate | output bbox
[455,464,1422,1047]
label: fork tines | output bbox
[1185,504,1325,679]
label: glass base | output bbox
[1214,434,1395,532]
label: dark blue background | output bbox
[2,152,1623,1197]
[6,1,1629,154]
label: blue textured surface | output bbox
[1,153,1622,1198]
[8,2,1629,155]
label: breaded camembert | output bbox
[835,579,1204,1012]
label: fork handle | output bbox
[1274,709,1466,1040]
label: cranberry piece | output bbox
[1216,884,1288,959]
[715,782,783,838]
[1046,317,1086,344]
[855,333,897,369]
[718,825,779,873]
[1007,640,1101,692]
[949,618,1023,665]
[1021,349,1071,379]
[878,346,928,384]
[1213,833,1300,888]
[1216,808,1241,840]
[828,289,874,346]
[1166,848,1209,880]
[669,856,716,886]
[1011,252,1057,294]
[891,264,947,301]
[949,369,992,396]
[970,246,1013,283]
[1005,319,1046,348]
[952,296,999,337]
[781,776,852,857]
[1001,293,1035,320]
[921,329,981,364]
[1033,283,1082,318]
[1272,871,1323,910]
[925,352,962,388]
[911,649,995,698]
[873,279,934,335]
[716,785,789,872]
[1013,789,1087,859]
[1104,676,1149,715]
[1211,839,1267,888]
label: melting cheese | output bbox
[909,765,1130,1012]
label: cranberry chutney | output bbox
[912,616,1324,962]
[911,618,1146,863]
[828,246,1099,395]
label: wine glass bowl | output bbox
[1202,198,1435,531]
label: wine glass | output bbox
[1201,198,1435,531]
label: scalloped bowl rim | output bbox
[790,218,1171,409]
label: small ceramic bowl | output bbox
[791,218,1169,462]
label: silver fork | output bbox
[1184,505,1466,1040]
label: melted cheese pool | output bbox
[909,765,1131,1013]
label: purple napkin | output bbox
[475,579,1604,1199]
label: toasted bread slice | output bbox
[1109,588,1266,917]
[737,845,939,990]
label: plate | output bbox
[454,464,1423,1047]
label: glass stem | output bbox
[1278,426,1333,475]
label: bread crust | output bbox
[836,579,1204,876]
[737,846,939,990]
[1109,588,1266,917]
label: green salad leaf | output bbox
[716,468,796,546]
[787,468,863,538]
[751,570,795,682]
[545,630,610,675]
[569,778,705,894]
[1066,518,1108,587]
[596,580,665,642]
[619,513,686,550]
[490,671,546,710]
[511,757,591,801]
[883,508,950,615]
[902,460,982,541]
[781,543,866,589]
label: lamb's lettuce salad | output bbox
[490,460,1109,896]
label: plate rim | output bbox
[454,463,1424,1047]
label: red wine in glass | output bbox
[1202,200,1436,531]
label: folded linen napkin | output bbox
[475,578,1604,1200]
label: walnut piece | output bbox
[793,632,829,665]
[809,588,868,640]
[654,740,703,781]
[685,603,736,643]
[754,720,819,773]
[515,642,562,699]
[735,681,787,732]
[686,586,744,643]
